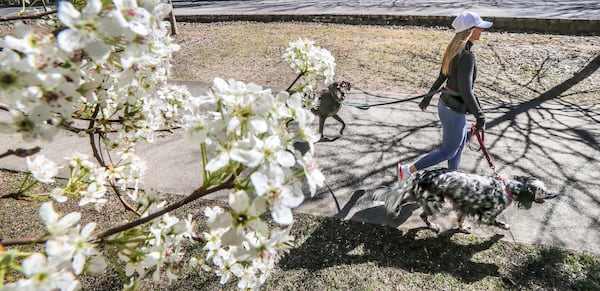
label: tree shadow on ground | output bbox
[278,215,600,289]
[487,54,600,129]
[504,246,600,290]
[278,217,503,284]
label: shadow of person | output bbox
[349,202,420,228]
[279,217,504,284]
[333,187,419,228]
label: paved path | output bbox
[170,0,600,35]
[3,0,600,20]
[2,1,599,34]
[172,0,600,20]
[0,1,599,256]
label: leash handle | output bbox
[470,123,493,169]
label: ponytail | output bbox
[441,28,474,76]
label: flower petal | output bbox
[206,152,229,172]
[276,150,295,167]
[57,29,85,52]
[271,204,293,225]
[250,172,269,196]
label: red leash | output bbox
[469,124,513,198]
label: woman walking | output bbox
[398,11,491,182]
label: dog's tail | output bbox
[365,185,409,217]
[368,185,396,202]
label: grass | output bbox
[171,22,600,104]
[1,21,600,290]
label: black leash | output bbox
[343,88,442,110]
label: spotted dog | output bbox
[371,168,558,233]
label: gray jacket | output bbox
[420,41,486,128]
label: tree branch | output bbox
[85,105,140,215]
[0,236,47,247]
[0,9,56,22]
[91,176,235,242]
[0,146,41,159]
[286,72,305,93]
[0,177,235,247]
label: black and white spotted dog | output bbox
[371,168,558,233]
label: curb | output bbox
[174,14,600,36]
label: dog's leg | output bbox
[456,211,472,233]
[317,116,326,140]
[311,108,327,141]
[493,219,510,230]
[482,211,511,230]
[331,114,346,136]
[420,212,440,233]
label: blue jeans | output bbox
[414,100,467,171]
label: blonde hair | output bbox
[441,28,474,76]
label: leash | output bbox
[324,180,342,212]
[468,124,513,199]
[470,124,518,243]
[344,88,442,110]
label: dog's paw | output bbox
[318,136,339,142]
[495,220,510,230]
[459,225,472,234]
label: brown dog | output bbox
[311,81,351,142]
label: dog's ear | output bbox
[342,81,351,91]
[515,191,535,209]
[511,176,558,208]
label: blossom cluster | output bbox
[282,38,336,106]
[183,78,324,288]
[0,0,334,290]
[3,202,105,291]
[0,0,198,289]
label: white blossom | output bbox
[39,202,81,236]
[57,0,110,61]
[297,154,326,196]
[6,253,80,291]
[26,154,59,183]
[283,38,336,95]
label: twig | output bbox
[286,72,304,93]
[0,9,56,22]
[0,236,46,247]
[0,146,41,159]
[86,105,140,215]
[1,177,235,247]
[91,176,235,242]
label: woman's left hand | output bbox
[418,100,429,111]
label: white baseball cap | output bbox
[451,11,493,33]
